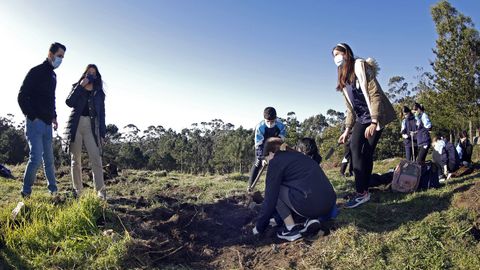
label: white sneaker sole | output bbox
[345,196,370,209]
[277,233,302,242]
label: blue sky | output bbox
[1,0,479,134]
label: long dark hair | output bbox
[76,64,104,93]
[332,43,356,91]
[297,137,322,164]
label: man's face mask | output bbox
[52,56,62,69]
[265,120,275,128]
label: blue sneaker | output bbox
[277,225,304,241]
[345,192,370,208]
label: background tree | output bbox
[430,0,480,141]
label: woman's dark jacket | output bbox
[65,83,106,145]
[256,151,337,233]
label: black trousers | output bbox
[350,122,383,194]
[416,144,430,164]
[340,142,353,176]
[405,144,418,162]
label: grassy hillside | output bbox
[0,158,479,269]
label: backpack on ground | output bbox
[417,161,440,190]
[392,132,423,193]
[391,159,422,192]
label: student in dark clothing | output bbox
[17,42,66,198]
[332,43,396,208]
[247,107,286,191]
[412,103,431,163]
[432,134,460,182]
[65,64,107,200]
[296,137,322,164]
[400,106,418,161]
[456,130,473,167]
[252,138,337,241]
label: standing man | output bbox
[18,42,66,197]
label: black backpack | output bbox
[417,161,439,190]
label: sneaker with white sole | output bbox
[277,225,304,242]
[300,219,321,235]
[345,192,370,208]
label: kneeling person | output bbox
[252,138,337,241]
[432,134,460,182]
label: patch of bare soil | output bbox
[110,189,328,269]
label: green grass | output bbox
[0,191,129,269]
[1,158,479,269]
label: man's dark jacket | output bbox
[18,60,57,124]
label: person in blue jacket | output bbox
[247,107,286,190]
[252,138,337,241]
[412,103,431,163]
[400,106,418,161]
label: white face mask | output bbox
[52,56,62,69]
[334,54,344,67]
[265,120,275,128]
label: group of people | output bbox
[250,43,398,241]
[17,42,107,199]
[400,104,474,181]
[15,42,475,243]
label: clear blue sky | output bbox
[1,0,479,134]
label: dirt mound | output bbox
[114,190,322,269]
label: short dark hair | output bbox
[413,102,424,111]
[49,42,66,54]
[263,107,277,120]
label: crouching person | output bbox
[432,134,460,182]
[252,138,337,241]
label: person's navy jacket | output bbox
[457,139,473,163]
[65,84,106,145]
[401,114,417,147]
[416,112,432,146]
[18,60,57,124]
[256,151,336,233]
[445,140,460,170]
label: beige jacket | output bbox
[342,58,396,130]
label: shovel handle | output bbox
[248,164,266,192]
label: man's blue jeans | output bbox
[22,118,57,195]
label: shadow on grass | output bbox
[0,243,31,270]
[337,181,475,233]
